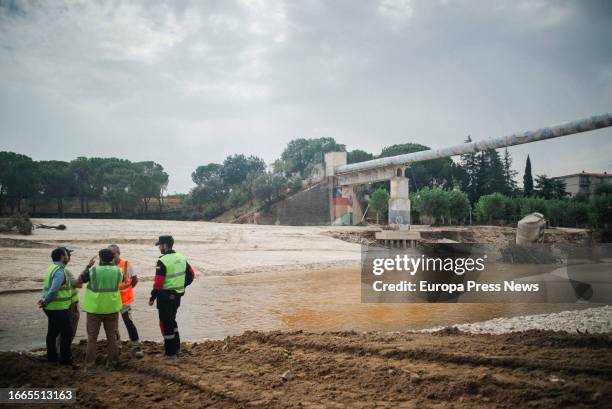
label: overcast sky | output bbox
[1,0,611,193]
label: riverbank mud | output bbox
[1,329,610,408]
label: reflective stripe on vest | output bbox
[43,264,71,310]
[118,259,135,305]
[82,265,123,314]
[160,252,187,294]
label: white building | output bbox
[552,171,612,197]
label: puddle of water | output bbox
[0,268,589,351]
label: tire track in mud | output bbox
[2,331,611,408]
[219,337,604,407]
[174,337,602,408]
[120,358,246,407]
[246,332,612,379]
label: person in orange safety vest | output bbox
[108,244,144,358]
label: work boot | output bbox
[60,361,80,370]
[133,345,144,359]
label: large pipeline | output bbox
[335,112,612,175]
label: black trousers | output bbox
[157,291,181,356]
[44,309,73,364]
[120,306,140,342]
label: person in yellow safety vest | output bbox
[108,244,144,358]
[54,247,82,354]
[148,235,195,358]
[77,248,124,369]
[38,247,80,369]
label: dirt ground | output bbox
[1,329,610,408]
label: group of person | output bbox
[38,235,195,370]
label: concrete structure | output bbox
[552,171,612,197]
[257,181,331,226]
[389,174,410,226]
[375,230,421,248]
[325,112,612,227]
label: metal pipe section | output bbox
[335,112,612,175]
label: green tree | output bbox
[222,154,265,187]
[595,183,612,196]
[566,201,590,227]
[545,199,568,227]
[379,143,456,190]
[483,149,506,196]
[192,163,222,186]
[279,137,345,177]
[535,174,566,199]
[413,187,449,225]
[347,149,374,164]
[590,193,612,228]
[447,190,470,225]
[369,188,389,224]
[100,159,140,215]
[535,174,554,199]
[476,193,509,223]
[227,182,251,208]
[502,148,518,196]
[523,155,533,197]
[69,157,92,214]
[251,173,288,205]
[0,152,37,214]
[287,175,303,194]
[459,136,480,204]
[188,174,227,213]
[132,161,169,213]
[517,197,548,218]
[38,160,74,217]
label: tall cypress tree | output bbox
[523,155,533,197]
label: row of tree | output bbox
[475,187,612,228]
[397,184,612,228]
[0,135,580,223]
[185,135,573,222]
[0,152,168,216]
[186,154,303,219]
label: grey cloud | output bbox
[0,0,611,193]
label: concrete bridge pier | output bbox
[389,172,410,228]
[326,151,359,225]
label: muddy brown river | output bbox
[0,219,590,351]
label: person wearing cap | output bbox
[54,247,83,352]
[108,244,144,358]
[38,247,80,368]
[148,235,195,357]
[78,248,124,369]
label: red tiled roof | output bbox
[552,172,611,179]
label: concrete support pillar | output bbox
[388,175,410,227]
[330,184,355,226]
